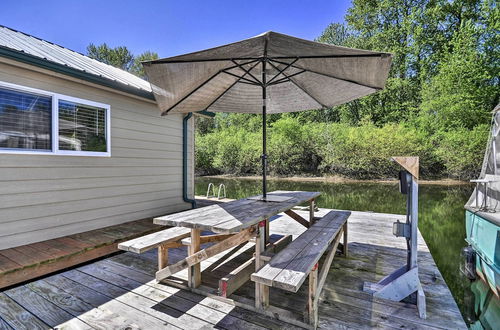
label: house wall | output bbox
[0,59,195,249]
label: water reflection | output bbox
[195,177,474,320]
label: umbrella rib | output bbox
[231,60,262,85]
[270,58,382,90]
[267,61,327,109]
[221,70,260,85]
[162,59,260,114]
[267,70,306,86]
[205,60,262,111]
[266,58,298,85]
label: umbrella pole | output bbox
[262,59,267,199]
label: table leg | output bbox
[255,221,269,309]
[309,199,315,225]
[188,228,201,288]
[158,244,168,270]
[306,263,319,327]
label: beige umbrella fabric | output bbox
[144,31,392,116]
[143,31,392,198]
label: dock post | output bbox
[363,156,426,319]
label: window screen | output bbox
[0,87,52,150]
[58,100,107,152]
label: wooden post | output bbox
[158,244,168,270]
[343,222,348,257]
[188,228,201,288]
[307,263,319,328]
[309,199,315,225]
[255,221,269,310]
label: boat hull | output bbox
[465,210,500,296]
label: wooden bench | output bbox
[118,227,241,272]
[251,210,350,329]
[118,227,191,270]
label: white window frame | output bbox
[0,80,111,157]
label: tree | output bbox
[316,23,352,46]
[130,51,159,79]
[87,43,134,71]
[420,21,498,131]
[341,0,441,124]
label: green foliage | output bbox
[196,127,261,175]
[315,23,352,46]
[86,44,158,78]
[130,51,159,79]
[314,122,435,178]
[434,124,489,179]
[421,21,498,131]
[87,43,134,71]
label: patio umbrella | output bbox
[143,31,392,200]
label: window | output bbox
[0,81,110,156]
[0,87,52,151]
[58,100,107,152]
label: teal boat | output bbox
[463,104,500,328]
[467,280,500,329]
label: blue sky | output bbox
[0,0,350,58]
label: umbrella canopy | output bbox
[143,31,392,198]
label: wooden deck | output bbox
[0,218,164,289]
[0,198,467,329]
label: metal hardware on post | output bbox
[393,220,410,238]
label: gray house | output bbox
[0,25,195,250]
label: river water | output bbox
[195,177,473,320]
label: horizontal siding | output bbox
[0,182,182,209]
[0,157,182,168]
[0,175,181,195]
[1,193,183,235]
[0,61,194,249]
[0,202,190,250]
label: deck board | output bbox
[0,217,165,289]
[0,197,466,329]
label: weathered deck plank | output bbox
[0,200,466,329]
[0,293,49,330]
[0,217,165,289]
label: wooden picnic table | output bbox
[153,190,320,288]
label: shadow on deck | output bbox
[0,198,467,329]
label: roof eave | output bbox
[0,46,155,101]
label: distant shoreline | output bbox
[197,174,471,185]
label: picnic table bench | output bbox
[251,210,350,328]
[118,227,191,270]
[119,191,319,287]
[118,191,349,329]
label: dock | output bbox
[0,197,466,329]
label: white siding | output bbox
[0,60,195,249]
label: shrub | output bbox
[434,125,489,179]
[195,117,487,180]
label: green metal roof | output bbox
[0,25,154,100]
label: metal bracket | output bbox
[393,220,410,238]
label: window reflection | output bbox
[0,87,52,150]
[58,100,107,152]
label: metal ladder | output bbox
[206,183,226,199]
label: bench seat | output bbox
[118,227,191,253]
[251,210,350,328]
[252,210,349,292]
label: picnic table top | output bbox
[153,190,320,233]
